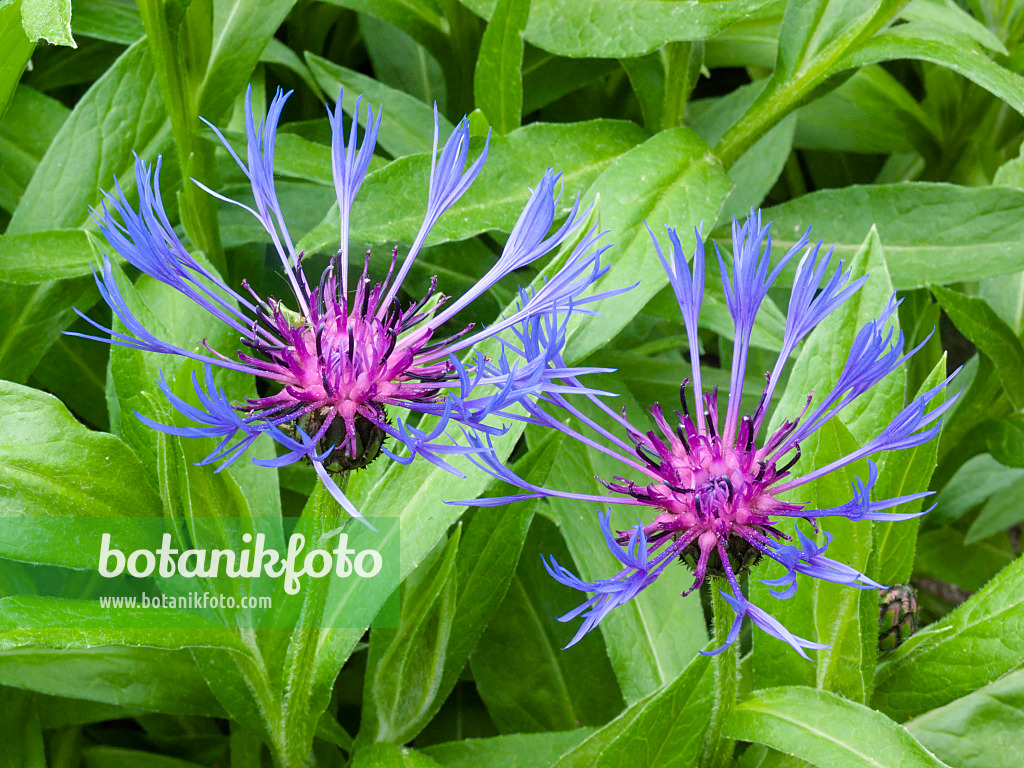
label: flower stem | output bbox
[277,477,348,768]
[701,585,738,768]
[661,41,703,131]
[137,0,226,275]
[713,1,907,170]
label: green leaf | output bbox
[360,13,446,110]
[473,0,529,134]
[723,686,952,768]
[873,555,1024,721]
[0,275,97,385]
[900,0,1007,54]
[20,0,75,47]
[30,312,111,431]
[900,289,945,402]
[0,40,170,383]
[422,729,595,768]
[995,131,1024,190]
[522,53,618,115]
[914,525,1014,593]
[80,746,211,767]
[935,355,1011,489]
[321,0,452,94]
[964,473,1024,544]
[0,3,35,120]
[0,688,45,768]
[306,435,523,750]
[352,742,444,768]
[0,230,101,283]
[0,380,161,526]
[8,40,166,233]
[0,646,223,717]
[564,126,731,362]
[980,269,1024,336]
[905,667,1024,768]
[0,596,256,653]
[839,22,1024,116]
[735,745,814,768]
[808,418,876,703]
[551,652,713,768]
[34,693,135,729]
[774,0,858,82]
[412,455,541,734]
[621,41,702,134]
[197,0,297,120]
[359,435,548,743]
[360,528,460,745]
[306,52,452,158]
[690,81,797,223]
[70,0,144,44]
[0,596,249,717]
[703,7,781,70]
[471,516,624,733]
[931,284,1024,409]
[460,0,775,58]
[795,65,940,156]
[748,183,1024,288]
[261,37,322,98]
[298,119,646,255]
[985,414,1024,468]
[0,85,69,213]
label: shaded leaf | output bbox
[471,516,624,733]
[552,652,713,768]
[931,284,1024,409]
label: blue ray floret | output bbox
[463,208,959,656]
[70,87,625,529]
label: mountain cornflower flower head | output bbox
[69,87,624,530]
[462,209,959,656]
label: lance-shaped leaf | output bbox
[359,528,460,746]
[724,687,952,768]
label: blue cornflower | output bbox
[70,87,622,529]
[464,209,958,656]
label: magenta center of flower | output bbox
[238,253,463,470]
[602,384,805,594]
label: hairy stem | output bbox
[714,1,908,169]
[701,586,739,768]
[277,479,347,768]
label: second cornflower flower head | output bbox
[465,209,958,657]
[72,87,623,529]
